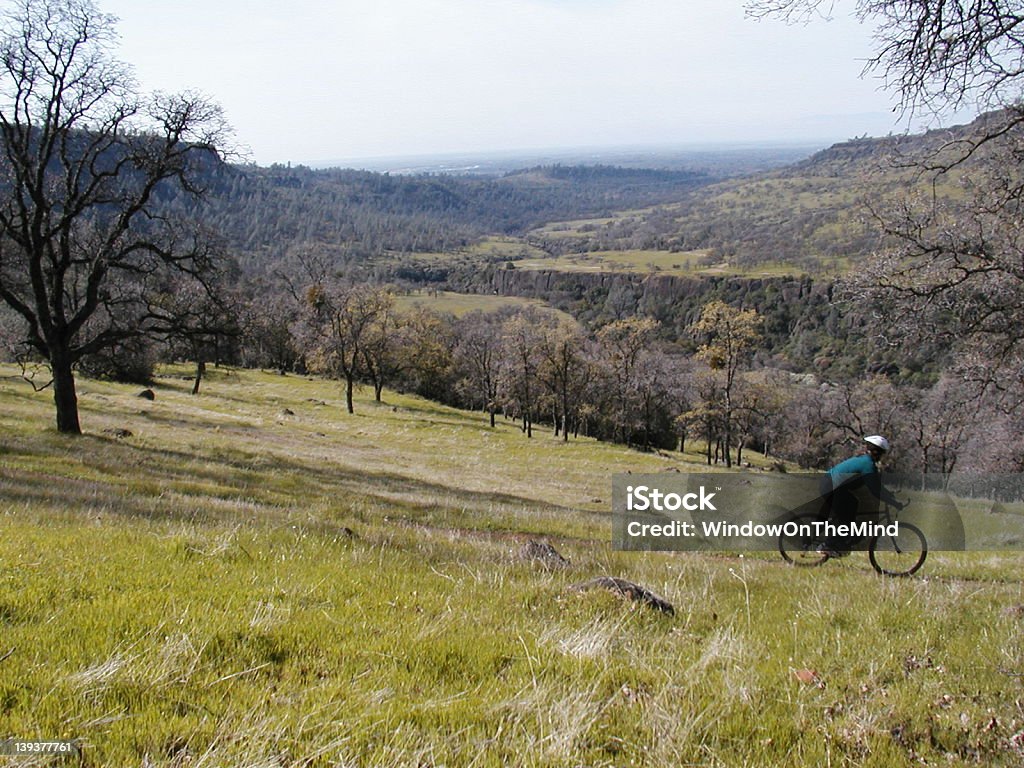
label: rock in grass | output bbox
[568,576,674,616]
[793,668,824,687]
[137,388,155,400]
[520,539,570,569]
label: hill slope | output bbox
[1,366,1023,766]
[187,163,713,273]
[521,115,1007,274]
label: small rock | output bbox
[137,389,155,400]
[520,539,570,569]
[568,577,674,615]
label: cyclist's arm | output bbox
[866,472,902,508]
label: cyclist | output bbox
[817,435,903,556]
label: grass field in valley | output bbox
[506,250,806,279]
[1,365,1024,767]
[393,291,575,321]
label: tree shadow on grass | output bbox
[0,432,607,531]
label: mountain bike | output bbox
[778,501,927,576]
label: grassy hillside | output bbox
[1,366,1023,766]
[515,120,1005,276]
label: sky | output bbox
[100,0,938,167]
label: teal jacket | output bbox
[825,453,898,505]
[827,454,878,486]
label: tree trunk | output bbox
[192,359,206,396]
[345,375,355,414]
[51,349,82,435]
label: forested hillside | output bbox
[182,113,1008,281]
[188,163,712,267]
[521,116,1008,272]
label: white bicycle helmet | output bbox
[864,435,891,453]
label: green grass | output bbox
[510,250,704,274]
[393,290,575,321]
[1,366,1024,766]
[510,250,807,277]
[465,236,549,261]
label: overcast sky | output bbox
[101,0,932,167]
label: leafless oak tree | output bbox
[747,0,1024,122]
[751,0,1024,407]
[0,0,232,433]
[305,283,392,415]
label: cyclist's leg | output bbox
[827,488,858,554]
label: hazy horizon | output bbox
[309,139,825,176]
[97,0,965,168]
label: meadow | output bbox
[393,290,574,321]
[1,365,1023,767]
[505,250,805,278]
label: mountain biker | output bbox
[817,435,904,556]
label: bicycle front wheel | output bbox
[779,513,829,567]
[869,522,927,576]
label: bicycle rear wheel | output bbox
[779,513,829,567]
[869,522,927,576]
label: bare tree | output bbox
[360,296,402,403]
[750,0,1024,409]
[536,322,590,442]
[0,0,233,433]
[305,283,391,415]
[746,0,1024,121]
[595,316,658,445]
[845,160,1024,402]
[149,277,241,396]
[903,375,979,476]
[681,367,727,465]
[238,289,301,374]
[691,301,761,467]
[500,309,550,438]
[771,379,840,468]
[629,347,677,451]
[454,309,508,428]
